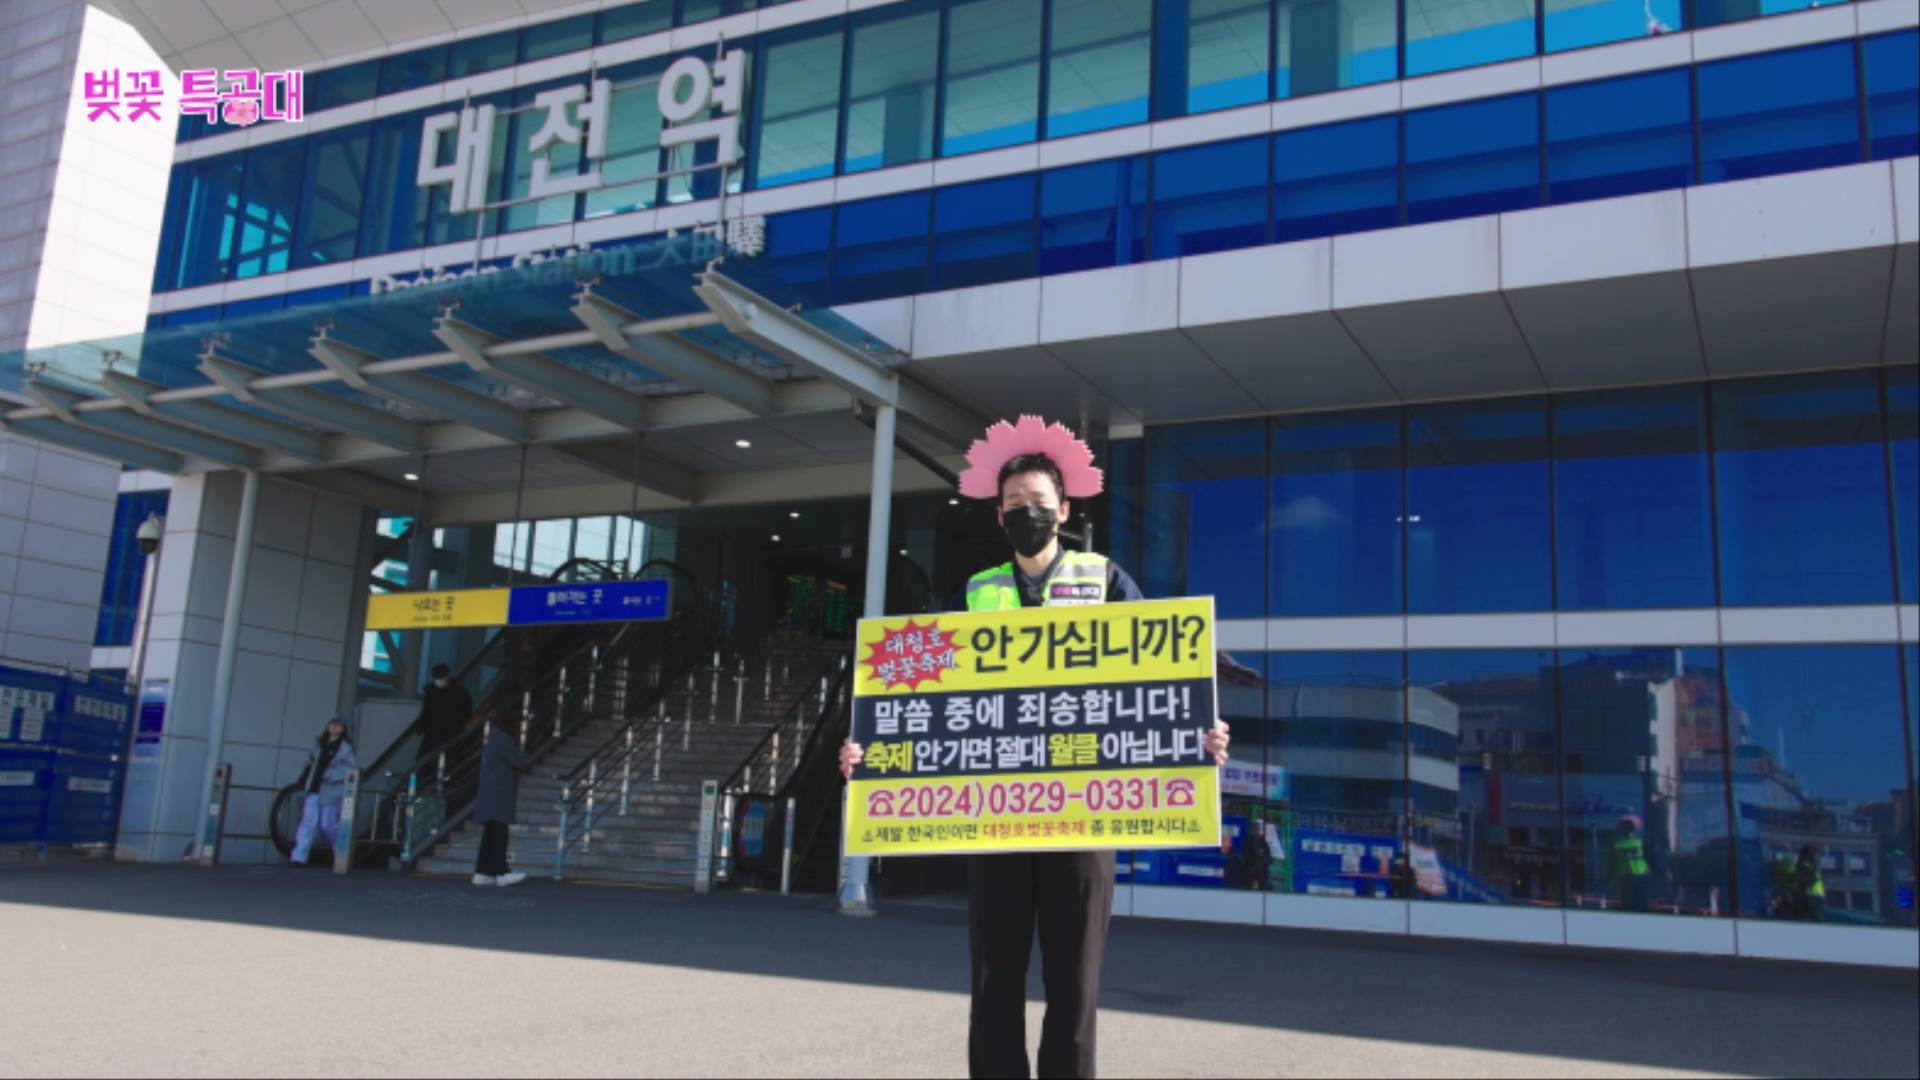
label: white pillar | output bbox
[839,401,895,917]
[194,470,260,867]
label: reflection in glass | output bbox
[1275,0,1397,97]
[1150,135,1271,258]
[1405,0,1537,78]
[1047,0,1152,137]
[1863,30,1920,160]
[1405,92,1541,224]
[1410,651,1558,906]
[583,65,667,218]
[832,191,930,303]
[761,207,834,308]
[933,174,1036,290]
[1713,371,1895,606]
[1407,398,1552,614]
[1038,156,1149,275]
[843,0,939,174]
[751,26,844,189]
[498,83,581,234]
[1722,646,1913,927]
[1545,0,1682,52]
[1545,68,1693,205]
[1694,0,1826,30]
[942,0,1043,155]
[1173,0,1272,116]
[164,155,244,289]
[1267,652,1409,897]
[1698,42,1861,184]
[360,119,429,256]
[295,128,368,270]
[379,48,446,96]
[1142,420,1268,618]
[1560,648,1731,916]
[233,142,307,280]
[520,15,593,62]
[1553,385,1715,610]
[1269,408,1403,617]
[1273,114,1400,241]
[1888,366,1918,604]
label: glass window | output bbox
[679,0,757,23]
[761,206,834,308]
[1545,0,1682,52]
[93,490,170,648]
[1864,30,1920,161]
[583,62,668,219]
[1723,646,1912,927]
[750,25,844,189]
[1267,652,1408,898]
[449,31,519,78]
[942,0,1043,156]
[1553,385,1715,610]
[379,47,446,95]
[522,14,593,62]
[1276,0,1398,97]
[1405,0,1538,78]
[933,174,1036,290]
[1150,135,1270,259]
[159,306,220,329]
[843,0,940,175]
[1047,0,1152,137]
[498,82,583,234]
[1142,420,1267,618]
[1038,156,1148,275]
[1560,648,1731,917]
[360,116,430,256]
[162,154,244,289]
[221,295,284,320]
[1269,408,1403,617]
[1405,92,1540,225]
[232,142,306,280]
[1106,437,1145,574]
[832,191,930,303]
[1698,42,1861,184]
[1889,365,1918,604]
[599,3,674,42]
[1545,69,1692,205]
[1407,397,1552,614]
[1273,114,1399,241]
[1713,371,1895,606]
[1410,650,1559,906]
[285,284,351,309]
[1694,0,1827,30]
[308,60,379,111]
[664,50,752,205]
[294,125,369,270]
[1160,0,1271,118]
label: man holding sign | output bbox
[841,416,1231,1080]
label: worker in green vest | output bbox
[1609,813,1651,912]
[842,416,1230,1080]
[1792,843,1827,921]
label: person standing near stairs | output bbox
[473,722,530,888]
[842,416,1231,1080]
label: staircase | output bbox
[416,645,842,888]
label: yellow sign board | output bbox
[365,588,511,631]
[845,597,1221,857]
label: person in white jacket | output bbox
[290,717,358,866]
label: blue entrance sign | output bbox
[506,578,672,627]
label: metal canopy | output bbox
[0,234,978,511]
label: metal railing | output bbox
[552,640,847,880]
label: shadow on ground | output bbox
[2,861,1915,1079]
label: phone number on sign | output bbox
[866,775,1200,820]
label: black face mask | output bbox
[1002,505,1059,559]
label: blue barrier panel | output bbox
[45,754,124,846]
[62,685,134,758]
[0,747,53,845]
[0,666,65,745]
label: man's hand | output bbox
[1205,721,1231,767]
[839,740,863,780]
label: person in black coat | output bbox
[415,663,473,771]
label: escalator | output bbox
[269,557,717,866]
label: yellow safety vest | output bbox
[965,551,1110,611]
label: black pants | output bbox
[475,821,510,877]
[968,851,1115,1080]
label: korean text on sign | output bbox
[84,68,303,125]
[845,597,1220,857]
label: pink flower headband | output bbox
[955,415,1105,501]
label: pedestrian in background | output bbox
[290,717,357,866]
[473,722,529,888]
[415,662,472,769]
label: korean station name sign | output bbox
[415,49,745,216]
[366,579,671,632]
[844,597,1222,857]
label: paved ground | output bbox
[0,861,1915,1079]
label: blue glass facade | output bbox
[154,19,1918,317]
[1112,367,1916,617]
